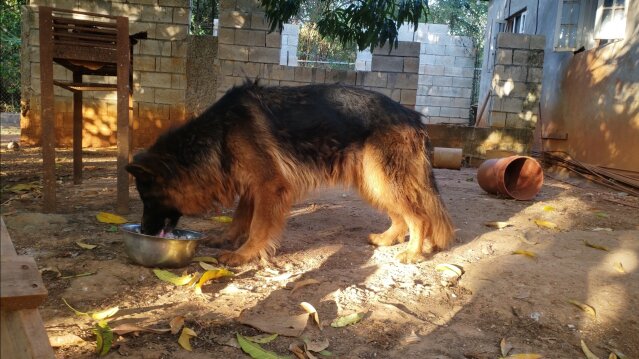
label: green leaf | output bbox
[245,333,278,344]
[94,321,113,356]
[153,269,194,286]
[236,333,290,359]
[330,313,364,328]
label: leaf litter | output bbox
[178,327,197,351]
[300,302,322,330]
[237,333,288,359]
[569,300,597,318]
[331,313,364,328]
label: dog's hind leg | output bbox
[224,193,254,248]
[218,180,293,266]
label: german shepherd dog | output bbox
[126,82,454,266]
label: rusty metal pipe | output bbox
[477,156,544,200]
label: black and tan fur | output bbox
[126,82,455,266]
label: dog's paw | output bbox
[396,250,425,264]
[218,250,251,267]
[369,232,405,246]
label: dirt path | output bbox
[1,141,638,359]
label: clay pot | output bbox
[477,156,543,200]
[433,147,463,170]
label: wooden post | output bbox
[39,7,56,213]
[72,72,83,185]
[116,16,131,214]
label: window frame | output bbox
[554,0,588,51]
[505,9,528,34]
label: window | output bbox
[554,0,629,51]
[506,10,527,34]
[595,0,627,39]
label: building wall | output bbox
[20,0,191,148]
[479,0,639,173]
[216,0,419,107]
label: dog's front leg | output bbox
[218,181,292,266]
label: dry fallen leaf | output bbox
[504,354,543,359]
[331,313,364,328]
[238,310,309,337]
[111,324,171,335]
[534,219,558,230]
[290,279,321,294]
[584,240,609,252]
[195,268,234,294]
[153,269,194,286]
[212,215,233,223]
[500,338,513,357]
[289,343,307,359]
[614,262,625,274]
[581,340,601,359]
[304,338,329,352]
[6,182,42,194]
[300,302,322,330]
[542,205,555,212]
[178,327,197,351]
[569,300,597,318]
[170,316,185,334]
[76,241,98,250]
[595,211,609,218]
[236,333,288,359]
[96,212,127,224]
[400,331,420,345]
[512,250,537,259]
[39,266,62,278]
[485,221,512,229]
[609,353,618,359]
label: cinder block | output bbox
[387,73,418,90]
[419,105,441,117]
[312,68,326,83]
[445,45,470,57]
[528,50,544,67]
[251,12,270,30]
[529,35,546,50]
[234,29,250,45]
[453,97,471,108]
[294,67,313,82]
[325,69,356,85]
[403,57,419,73]
[219,10,250,29]
[423,95,449,107]
[419,54,436,66]
[372,42,420,57]
[158,0,189,7]
[422,44,446,56]
[170,103,186,122]
[527,67,543,83]
[422,65,445,76]
[171,74,186,89]
[156,88,185,104]
[512,50,529,65]
[128,0,157,5]
[159,57,186,73]
[400,89,417,106]
[218,44,249,61]
[266,32,282,48]
[140,72,172,88]
[419,75,434,86]
[454,56,475,68]
[497,32,529,49]
[156,24,188,40]
[236,0,261,12]
[490,111,506,128]
[133,56,156,71]
[220,0,237,11]
[428,24,449,34]
[357,72,388,87]
[139,39,169,56]
[496,49,512,65]
[452,77,473,88]
[432,76,453,87]
[371,56,404,72]
[502,97,524,113]
[141,5,172,23]
[172,40,188,58]
[249,47,280,64]
[444,66,463,77]
[173,7,189,24]
[133,85,155,102]
[270,65,295,81]
[249,30,267,47]
[130,22,157,39]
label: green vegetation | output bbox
[0,0,25,112]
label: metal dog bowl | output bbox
[120,224,203,268]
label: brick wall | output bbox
[20,0,190,148]
[488,33,545,129]
[216,0,418,107]
[185,35,219,118]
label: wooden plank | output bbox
[39,6,56,213]
[50,7,120,20]
[0,256,48,310]
[116,16,131,214]
[53,32,117,43]
[1,310,55,359]
[53,81,117,92]
[52,23,117,35]
[73,72,83,185]
[1,218,17,256]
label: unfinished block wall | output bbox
[488,33,545,129]
[216,0,418,107]
[20,0,190,148]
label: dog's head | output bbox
[126,152,182,236]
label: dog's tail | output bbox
[424,136,455,250]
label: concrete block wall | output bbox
[20,0,190,148]
[415,24,476,125]
[216,0,418,108]
[280,24,299,66]
[488,33,545,129]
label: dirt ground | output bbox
[1,124,638,359]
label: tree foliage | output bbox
[260,0,429,51]
[0,0,25,111]
[428,0,488,51]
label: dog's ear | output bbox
[125,162,155,183]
